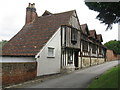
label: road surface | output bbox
[8,60,120,88]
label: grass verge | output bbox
[87,64,120,88]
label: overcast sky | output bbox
[0,0,118,43]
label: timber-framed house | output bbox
[2,3,106,75]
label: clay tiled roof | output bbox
[81,24,86,33]
[89,30,97,39]
[2,10,74,56]
[97,34,103,42]
[80,24,89,35]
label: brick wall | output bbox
[106,50,118,61]
[117,55,120,60]
[1,62,37,86]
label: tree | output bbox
[104,40,120,54]
[85,2,120,30]
[0,40,7,48]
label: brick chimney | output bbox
[25,3,38,24]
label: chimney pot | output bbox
[28,3,31,8]
[31,3,35,8]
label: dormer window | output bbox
[71,28,77,44]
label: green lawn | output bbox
[87,64,120,88]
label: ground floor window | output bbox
[68,50,74,64]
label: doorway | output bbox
[74,51,79,68]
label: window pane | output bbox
[71,28,77,44]
[48,47,55,57]
[92,44,96,54]
[68,50,73,64]
[83,41,88,51]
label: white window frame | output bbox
[47,47,55,58]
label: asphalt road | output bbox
[9,60,120,88]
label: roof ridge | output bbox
[81,23,87,26]
[89,29,95,31]
[53,10,75,15]
[97,34,101,35]
[38,10,75,18]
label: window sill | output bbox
[47,56,55,58]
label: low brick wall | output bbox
[106,50,118,61]
[117,55,120,60]
[1,62,37,86]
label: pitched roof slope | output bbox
[2,10,74,56]
[80,24,89,35]
[97,34,103,42]
[89,30,97,39]
[42,10,52,16]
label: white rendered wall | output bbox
[36,28,61,76]
[69,12,81,30]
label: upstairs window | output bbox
[47,47,55,58]
[99,47,102,55]
[83,41,88,52]
[92,44,96,54]
[71,28,77,44]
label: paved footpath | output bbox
[6,60,120,88]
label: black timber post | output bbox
[90,43,92,66]
[61,26,63,69]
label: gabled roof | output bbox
[2,10,75,56]
[89,30,97,39]
[97,34,103,42]
[80,24,89,35]
[42,10,52,16]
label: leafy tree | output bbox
[0,40,7,48]
[85,2,120,30]
[104,40,120,54]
